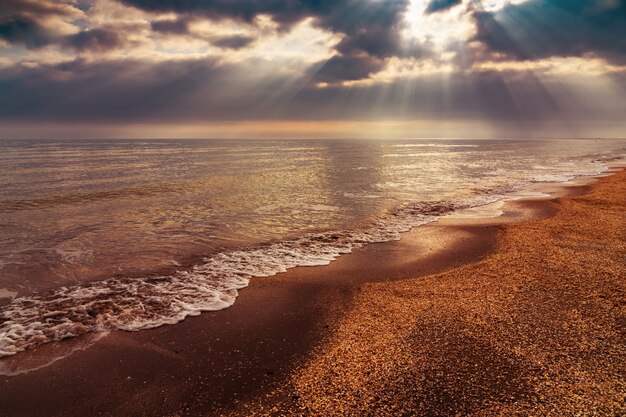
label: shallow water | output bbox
[0,138,624,357]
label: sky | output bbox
[0,0,625,139]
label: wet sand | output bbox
[0,170,623,416]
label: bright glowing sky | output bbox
[0,0,624,139]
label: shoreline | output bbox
[0,156,618,353]
[0,168,624,416]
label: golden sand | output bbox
[289,171,625,416]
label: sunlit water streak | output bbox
[0,138,624,357]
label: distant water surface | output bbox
[0,138,624,357]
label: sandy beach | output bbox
[1,169,624,416]
[2,0,625,414]
[277,169,626,416]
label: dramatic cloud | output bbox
[0,0,79,18]
[0,1,128,53]
[0,0,624,137]
[425,0,463,14]
[62,28,126,52]
[0,15,55,49]
[0,0,81,49]
[150,17,255,50]
[150,18,190,35]
[121,0,423,81]
[314,55,386,83]
[211,35,255,50]
[473,0,626,64]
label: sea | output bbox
[0,138,624,358]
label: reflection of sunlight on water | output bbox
[389,144,480,148]
[0,139,623,296]
[383,151,475,157]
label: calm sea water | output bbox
[0,138,624,357]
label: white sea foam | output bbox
[0,212,433,357]
[530,160,609,183]
[0,155,618,358]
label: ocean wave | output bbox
[0,200,451,357]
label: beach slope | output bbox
[284,170,625,416]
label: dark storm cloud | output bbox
[0,15,55,48]
[1,0,78,18]
[151,18,190,35]
[0,0,128,52]
[425,0,463,14]
[0,0,79,49]
[150,17,254,50]
[120,0,422,81]
[2,0,428,82]
[311,0,430,82]
[119,0,410,40]
[211,35,255,50]
[314,55,385,83]
[0,20,129,52]
[472,0,626,64]
[120,0,307,25]
[62,28,126,52]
